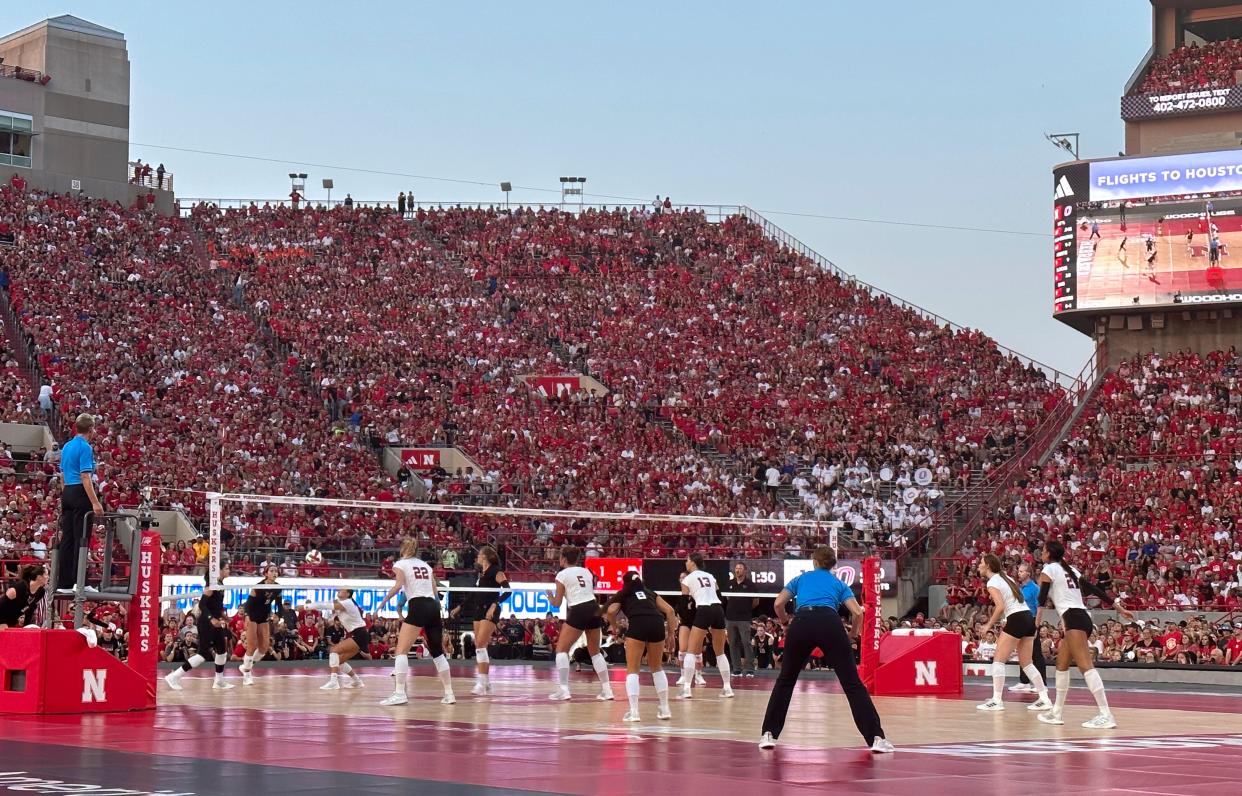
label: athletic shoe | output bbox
[656,705,672,721]
[320,679,341,691]
[975,699,1004,712]
[597,689,616,701]
[694,673,707,687]
[242,672,254,687]
[1036,710,1064,726]
[744,671,757,678]
[212,679,234,690]
[758,732,776,750]
[1027,696,1053,711]
[343,677,363,689]
[1082,713,1117,730]
[470,682,489,696]
[1008,683,1033,693]
[870,738,896,754]
[441,693,457,705]
[720,687,735,699]
[163,672,183,691]
[548,688,572,701]
[677,685,693,700]
[380,693,409,706]
[621,710,641,723]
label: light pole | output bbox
[1044,133,1080,161]
[559,176,585,210]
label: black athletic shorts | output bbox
[245,606,272,624]
[349,627,372,650]
[566,601,602,631]
[404,596,443,629]
[1001,610,1036,639]
[626,615,666,644]
[468,602,500,624]
[196,623,228,655]
[1061,607,1093,634]
[691,603,726,631]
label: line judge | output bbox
[57,413,103,590]
[758,545,893,753]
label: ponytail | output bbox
[983,553,1023,603]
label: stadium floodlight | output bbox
[500,181,512,208]
[1044,132,1080,160]
[559,176,586,208]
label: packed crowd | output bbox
[940,350,1242,610]
[1136,38,1242,94]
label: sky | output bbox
[5,2,1152,375]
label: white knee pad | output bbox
[432,654,450,673]
[991,661,1006,678]
[214,653,228,667]
[476,649,490,665]
[187,654,206,668]
[329,652,340,668]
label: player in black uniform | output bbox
[450,545,509,696]
[165,561,234,691]
[605,571,677,722]
[239,564,281,686]
[0,564,47,628]
[674,571,705,687]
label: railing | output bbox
[738,206,1079,390]
[178,199,744,222]
[128,162,173,192]
[0,64,48,85]
[898,344,1102,567]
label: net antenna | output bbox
[199,490,843,589]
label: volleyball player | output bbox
[546,545,614,701]
[1036,540,1133,729]
[307,587,367,690]
[973,554,1050,712]
[239,564,282,686]
[378,539,455,706]
[679,553,733,699]
[165,561,234,691]
[674,571,706,688]
[0,564,47,628]
[459,546,508,696]
[604,570,677,722]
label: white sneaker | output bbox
[657,705,672,721]
[242,672,254,687]
[720,687,735,699]
[1027,695,1053,711]
[870,738,896,754]
[470,682,488,696]
[380,693,409,706]
[343,677,363,689]
[694,673,706,686]
[441,693,457,705]
[758,732,776,750]
[1008,683,1033,693]
[1037,710,1064,725]
[213,679,234,690]
[597,689,615,702]
[677,685,693,700]
[976,699,1004,712]
[320,679,341,691]
[621,710,641,723]
[1082,713,1116,730]
[163,672,183,691]
[548,688,572,701]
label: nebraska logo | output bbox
[914,661,938,686]
[81,669,107,703]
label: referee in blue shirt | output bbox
[759,546,892,752]
[1015,562,1047,692]
[57,414,103,590]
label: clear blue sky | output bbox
[7,2,1151,375]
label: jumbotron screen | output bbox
[1053,149,1242,317]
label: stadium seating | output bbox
[1137,39,1242,94]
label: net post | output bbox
[207,491,222,588]
[829,524,839,557]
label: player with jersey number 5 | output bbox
[377,539,456,706]
[1037,539,1134,729]
[679,553,733,700]
[974,554,1051,713]
[546,545,614,702]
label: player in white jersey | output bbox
[377,539,456,707]
[679,553,733,699]
[1037,540,1133,729]
[974,554,1050,712]
[546,545,614,702]
[306,588,368,691]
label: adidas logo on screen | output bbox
[1054,175,1075,200]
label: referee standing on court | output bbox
[56,414,102,590]
[758,546,893,753]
